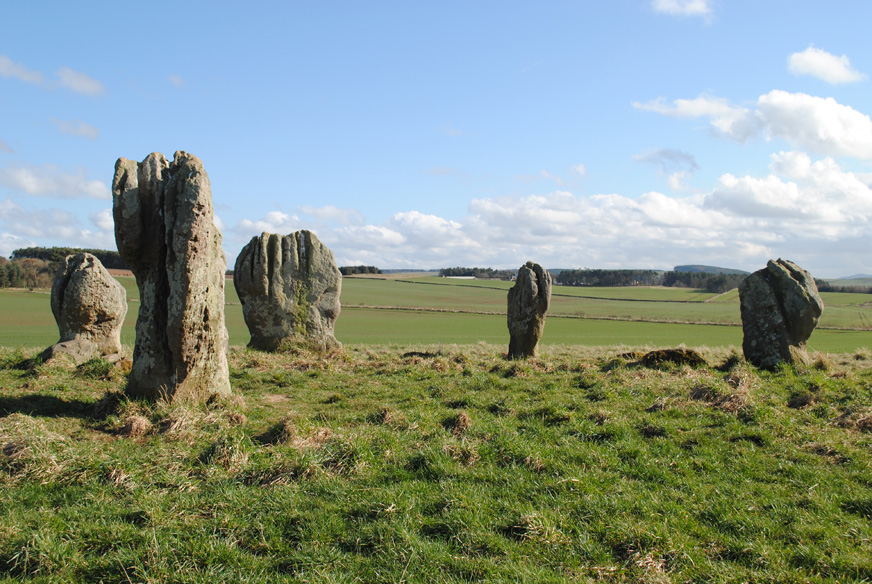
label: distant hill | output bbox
[674,265,749,276]
[839,273,872,280]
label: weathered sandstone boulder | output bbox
[113,151,231,402]
[234,230,342,352]
[40,253,127,365]
[507,261,551,358]
[739,258,823,370]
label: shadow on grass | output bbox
[0,394,98,419]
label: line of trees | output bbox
[555,269,746,293]
[0,257,54,289]
[661,271,747,293]
[11,247,128,270]
[555,269,661,287]
[439,267,745,292]
[815,279,872,294]
[439,267,515,280]
[339,265,382,275]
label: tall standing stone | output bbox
[113,151,231,402]
[40,253,128,365]
[507,261,552,358]
[739,258,823,370]
[234,230,342,352]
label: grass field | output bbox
[1,275,871,352]
[1,345,871,582]
[2,276,872,581]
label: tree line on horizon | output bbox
[339,265,382,275]
[10,247,128,270]
[439,267,516,280]
[440,266,745,293]
[3,247,871,295]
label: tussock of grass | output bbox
[1,343,872,582]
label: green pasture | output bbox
[421,276,719,301]
[2,276,872,352]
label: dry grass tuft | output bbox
[630,550,673,584]
[291,427,333,450]
[270,414,299,444]
[835,408,872,433]
[689,381,750,413]
[442,440,480,466]
[442,410,471,436]
[119,415,152,438]
[502,513,570,545]
[369,407,407,429]
[202,433,250,471]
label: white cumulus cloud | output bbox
[90,208,114,231]
[636,90,872,160]
[229,153,872,276]
[757,90,872,159]
[236,210,302,236]
[0,164,110,199]
[788,46,865,84]
[0,232,36,259]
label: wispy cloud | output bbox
[0,164,110,199]
[442,124,466,137]
[634,148,699,191]
[515,170,566,186]
[651,0,713,18]
[0,197,114,254]
[633,94,758,141]
[425,166,470,179]
[788,46,865,84]
[633,148,699,172]
[298,205,365,226]
[52,119,99,140]
[168,74,185,87]
[0,54,105,96]
[0,140,12,154]
[0,55,44,84]
[55,66,105,96]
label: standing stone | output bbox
[40,253,128,365]
[112,151,231,402]
[507,261,552,358]
[739,258,824,370]
[234,230,342,352]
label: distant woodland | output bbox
[11,247,127,269]
[439,267,515,280]
[2,248,869,295]
[0,247,127,290]
[440,266,746,293]
[339,265,382,275]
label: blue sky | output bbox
[2,0,872,278]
